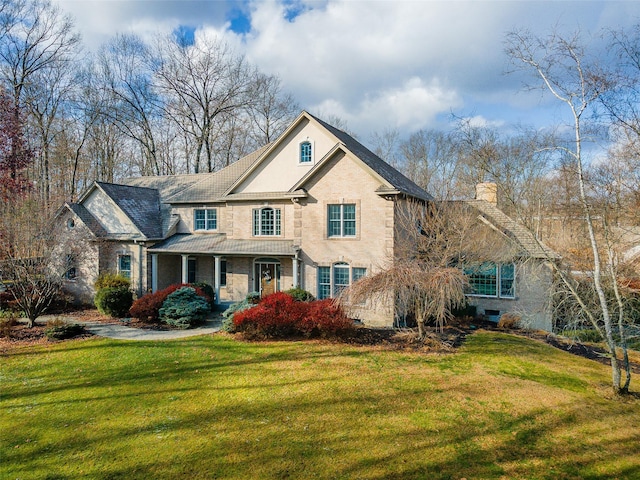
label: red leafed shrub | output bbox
[302,299,353,337]
[233,292,353,339]
[129,283,209,322]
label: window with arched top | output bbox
[300,141,312,163]
[253,207,281,236]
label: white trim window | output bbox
[327,204,356,237]
[465,262,515,299]
[194,209,217,231]
[253,207,281,236]
[118,254,132,279]
[299,140,312,164]
[317,263,367,300]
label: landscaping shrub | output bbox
[129,284,210,323]
[301,299,353,337]
[233,292,353,340]
[192,282,215,306]
[95,287,133,318]
[94,273,130,291]
[159,287,211,329]
[0,313,19,338]
[285,287,315,302]
[221,292,261,328]
[497,313,521,329]
[44,318,86,340]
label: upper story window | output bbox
[194,209,217,231]
[118,254,132,279]
[464,262,515,299]
[328,204,356,237]
[253,207,281,236]
[300,141,312,163]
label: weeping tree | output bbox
[342,200,517,336]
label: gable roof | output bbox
[122,172,205,199]
[165,144,271,204]
[464,199,558,259]
[224,111,432,202]
[92,182,163,239]
[308,113,433,201]
[65,203,108,237]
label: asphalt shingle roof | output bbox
[464,199,558,259]
[166,145,272,204]
[149,233,296,256]
[308,113,433,201]
[67,203,107,237]
[96,182,163,239]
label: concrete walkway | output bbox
[34,315,222,341]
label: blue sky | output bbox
[57,0,640,140]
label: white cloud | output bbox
[54,0,640,138]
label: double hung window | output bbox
[327,204,356,237]
[118,254,132,279]
[194,209,217,231]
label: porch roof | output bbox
[148,234,297,257]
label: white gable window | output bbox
[118,254,132,279]
[253,207,281,236]
[194,209,217,231]
[299,141,312,163]
[327,204,356,237]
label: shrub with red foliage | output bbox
[129,283,210,323]
[233,292,353,339]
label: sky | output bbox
[55,0,640,140]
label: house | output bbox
[457,184,559,331]
[55,111,556,331]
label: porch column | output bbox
[151,254,158,293]
[181,254,189,284]
[214,256,221,306]
[292,256,299,289]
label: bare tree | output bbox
[246,73,299,147]
[0,0,80,207]
[155,32,256,173]
[505,28,632,394]
[96,33,163,176]
[399,129,464,200]
[344,201,517,337]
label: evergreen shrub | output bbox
[129,284,209,323]
[95,287,133,318]
[159,287,211,329]
[94,273,130,291]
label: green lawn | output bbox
[1,332,639,479]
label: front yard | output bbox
[1,331,639,479]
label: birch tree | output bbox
[505,28,632,394]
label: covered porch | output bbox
[147,234,301,305]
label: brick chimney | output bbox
[475,182,497,206]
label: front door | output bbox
[255,261,280,297]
